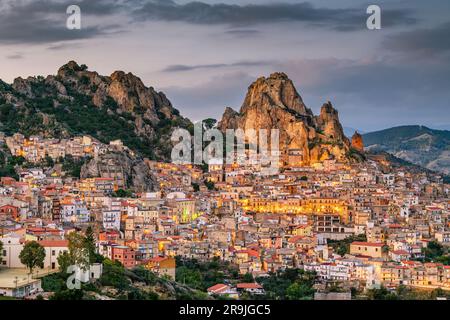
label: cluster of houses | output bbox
[0,134,449,298]
[4,133,127,163]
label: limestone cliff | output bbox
[218,73,360,164]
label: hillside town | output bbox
[0,132,449,300]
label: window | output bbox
[2,250,6,257]
[52,250,56,256]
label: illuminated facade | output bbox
[241,197,349,223]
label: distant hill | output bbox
[363,125,450,174]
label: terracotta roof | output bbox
[207,284,230,293]
[38,240,69,247]
[236,283,263,289]
[288,236,306,243]
[236,249,260,258]
[351,242,384,247]
[391,250,409,255]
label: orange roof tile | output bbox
[37,240,69,247]
[236,283,263,289]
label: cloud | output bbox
[0,0,125,44]
[162,56,450,131]
[46,42,85,51]
[1,0,124,16]
[162,71,255,121]
[162,60,269,72]
[224,29,261,37]
[0,0,420,45]
[134,1,417,31]
[6,53,24,60]
[270,58,450,130]
[383,22,450,56]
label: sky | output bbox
[0,0,449,132]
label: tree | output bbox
[84,226,98,263]
[328,234,367,257]
[366,286,398,300]
[242,273,254,283]
[202,118,217,130]
[19,241,46,273]
[67,232,90,270]
[204,180,215,191]
[111,189,133,198]
[57,251,73,275]
[286,282,314,300]
[44,155,54,167]
[99,259,130,290]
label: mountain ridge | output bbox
[363,125,450,175]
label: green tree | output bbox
[176,266,203,289]
[99,259,130,290]
[67,232,90,270]
[111,189,133,198]
[242,273,254,283]
[44,156,54,167]
[192,183,200,192]
[19,241,46,273]
[286,282,314,300]
[257,269,316,300]
[328,234,367,257]
[419,241,450,265]
[50,289,84,300]
[366,286,398,300]
[57,251,73,275]
[204,180,215,191]
[84,226,98,263]
[202,118,217,130]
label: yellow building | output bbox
[145,257,176,280]
[242,198,349,223]
[293,224,313,237]
[350,242,386,258]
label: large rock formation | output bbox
[80,150,158,192]
[218,73,360,164]
[2,61,192,161]
[351,131,364,152]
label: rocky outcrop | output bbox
[55,61,185,125]
[351,131,364,152]
[12,77,36,98]
[80,150,158,192]
[0,61,192,161]
[218,73,357,164]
